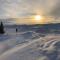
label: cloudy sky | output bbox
[0,0,60,24]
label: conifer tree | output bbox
[0,21,5,34]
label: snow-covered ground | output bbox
[0,27,60,60]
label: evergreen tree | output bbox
[0,21,5,34]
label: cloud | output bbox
[0,0,60,24]
[49,0,60,18]
[0,0,52,18]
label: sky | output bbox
[0,0,60,24]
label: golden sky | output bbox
[0,0,60,24]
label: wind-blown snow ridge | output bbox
[0,34,60,60]
[0,37,42,57]
[0,28,60,60]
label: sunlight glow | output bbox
[33,15,44,24]
[34,15,42,21]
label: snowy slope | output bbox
[0,33,60,60]
[0,26,60,60]
[0,30,41,54]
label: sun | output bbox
[34,15,42,21]
[33,15,45,24]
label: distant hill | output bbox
[5,23,60,29]
[4,23,60,34]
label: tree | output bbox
[0,21,5,34]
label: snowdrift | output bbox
[0,34,60,60]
